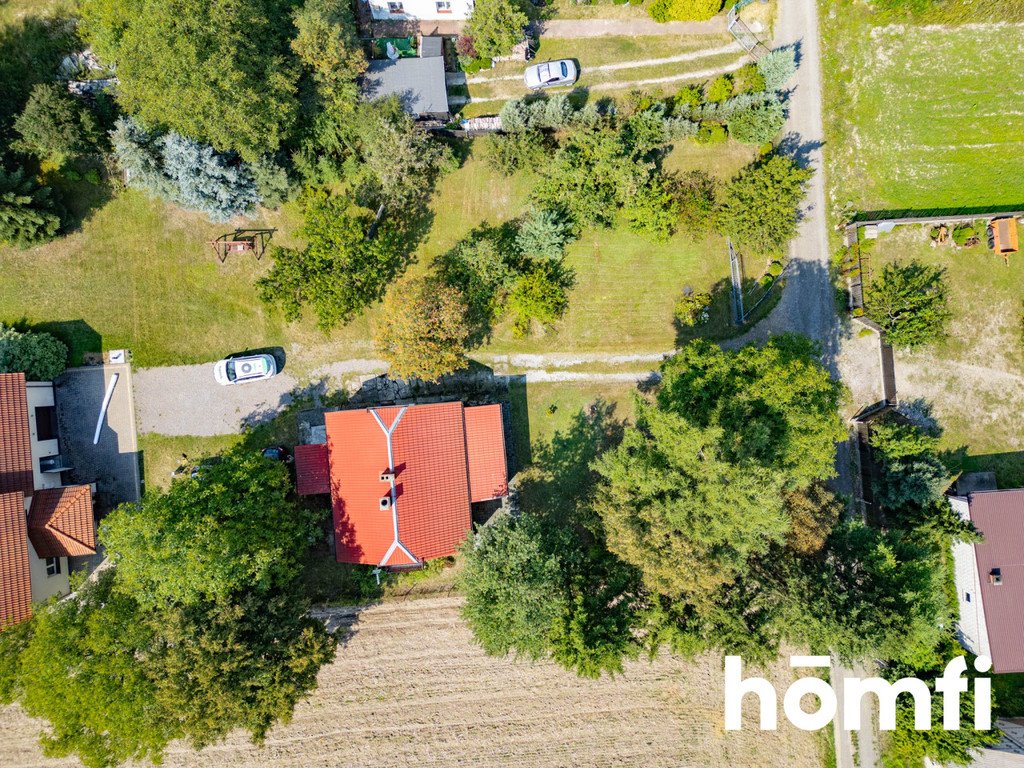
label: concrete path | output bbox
[531,16,728,38]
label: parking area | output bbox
[55,362,142,511]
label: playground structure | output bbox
[208,229,275,263]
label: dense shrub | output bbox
[675,170,717,233]
[951,224,976,246]
[626,178,680,242]
[480,130,550,175]
[499,94,580,132]
[648,0,723,22]
[727,101,786,144]
[696,122,727,144]
[0,325,68,380]
[674,84,703,110]
[674,291,712,326]
[732,63,766,94]
[705,74,734,103]
[506,261,572,337]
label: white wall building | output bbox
[365,0,473,22]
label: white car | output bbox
[213,354,278,385]
[524,59,578,90]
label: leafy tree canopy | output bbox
[290,0,367,113]
[657,335,846,488]
[869,260,952,349]
[257,189,408,330]
[81,0,300,160]
[593,401,789,606]
[374,275,470,382]
[100,447,317,607]
[464,0,530,59]
[715,152,812,256]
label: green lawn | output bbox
[1,141,746,368]
[822,1,1024,215]
[865,224,1024,485]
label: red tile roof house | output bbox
[295,401,508,568]
[0,373,97,630]
[949,487,1024,673]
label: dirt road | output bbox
[0,597,823,768]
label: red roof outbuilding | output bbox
[316,401,508,567]
[294,443,331,496]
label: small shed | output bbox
[990,217,1019,255]
[363,56,449,119]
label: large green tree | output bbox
[464,0,529,59]
[657,335,846,489]
[373,275,471,382]
[80,0,300,160]
[100,447,317,607]
[593,401,789,606]
[257,190,408,330]
[868,260,952,349]
[715,153,812,256]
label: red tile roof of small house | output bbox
[0,491,32,629]
[325,401,507,567]
[294,443,331,496]
[0,373,34,497]
[465,405,508,502]
[966,489,1024,673]
[28,485,96,558]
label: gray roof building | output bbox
[364,55,449,119]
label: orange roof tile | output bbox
[28,485,96,558]
[0,373,33,497]
[0,491,32,629]
[465,405,508,502]
[295,443,331,496]
[326,402,479,566]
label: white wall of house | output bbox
[26,382,62,491]
[950,496,991,660]
[365,0,473,21]
[27,540,69,604]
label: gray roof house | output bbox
[362,36,449,120]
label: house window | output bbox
[35,405,59,441]
[965,592,971,603]
[45,557,61,577]
[387,1,404,12]
[436,1,452,11]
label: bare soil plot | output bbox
[0,597,824,768]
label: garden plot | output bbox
[823,14,1024,214]
[0,597,826,768]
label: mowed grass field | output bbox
[821,3,1024,214]
[0,597,827,768]
[0,140,754,368]
[863,224,1024,486]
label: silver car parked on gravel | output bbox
[524,59,579,90]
